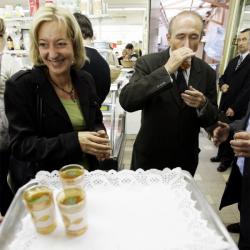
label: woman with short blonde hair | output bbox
[4,5,111,192]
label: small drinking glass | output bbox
[57,187,87,236]
[23,185,57,234]
[59,164,85,189]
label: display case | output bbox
[101,68,133,170]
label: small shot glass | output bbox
[23,185,57,234]
[57,187,87,236]
[59,164,85,189]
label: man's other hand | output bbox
[220,84,229,93]
[212,121,230,146]
[230,131,250,157]
[181,86,206,108]
[226,107,235,117]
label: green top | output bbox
[60,98,85,131]
[60,98,89,169]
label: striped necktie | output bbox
[175,69,187,93]
[235,55,243,70]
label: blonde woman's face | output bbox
[37,21,74,77]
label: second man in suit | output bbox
[211,28,250,172]
[119,11,218,176]
[213,101,250,250]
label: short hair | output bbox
[240,28,250,34]
[125,43,134,50]
[73,12,93,39]
[30,5,85,69]
[0,18,6,36]
[168,11,204,36]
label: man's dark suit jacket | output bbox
[219,54,250,120]
[119,49,218,175]
[83,47,111,104]
[220,101,250,250]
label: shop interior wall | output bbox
[0,1,149,53]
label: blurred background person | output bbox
[73,12,111,105]
[4,5,111,193]
[118,49,129,65]
[211,28,250,172]
[124,43,138,60]
[0,17,14,219]
[118,43,138,65]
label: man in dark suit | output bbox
[119,11,218,176]
[211,28,250,235]
[211,29,250,172]
[213,101,250,250]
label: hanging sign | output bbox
[29,0,40,16]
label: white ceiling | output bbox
[107,0,147,9]
[0,0,216,19]
[161,0,212,21]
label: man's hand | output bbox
[212,121,230,146]
[220,84,229,93]
[164,47,195,74]
[225,107,234,117]
[230,131,250,157]
[181,86,206,108]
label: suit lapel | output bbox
[232,55,240,70]
[171,75,185,107]
[34,67,90,129]
[163,50,183,107]
[170,56,202,108]
[236,53,250,71]
[34,67,71,123]
[188,57,202,90]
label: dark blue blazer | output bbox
[119,49,218,175]
[219,54,250,120]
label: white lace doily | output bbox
[7,168,230,250]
